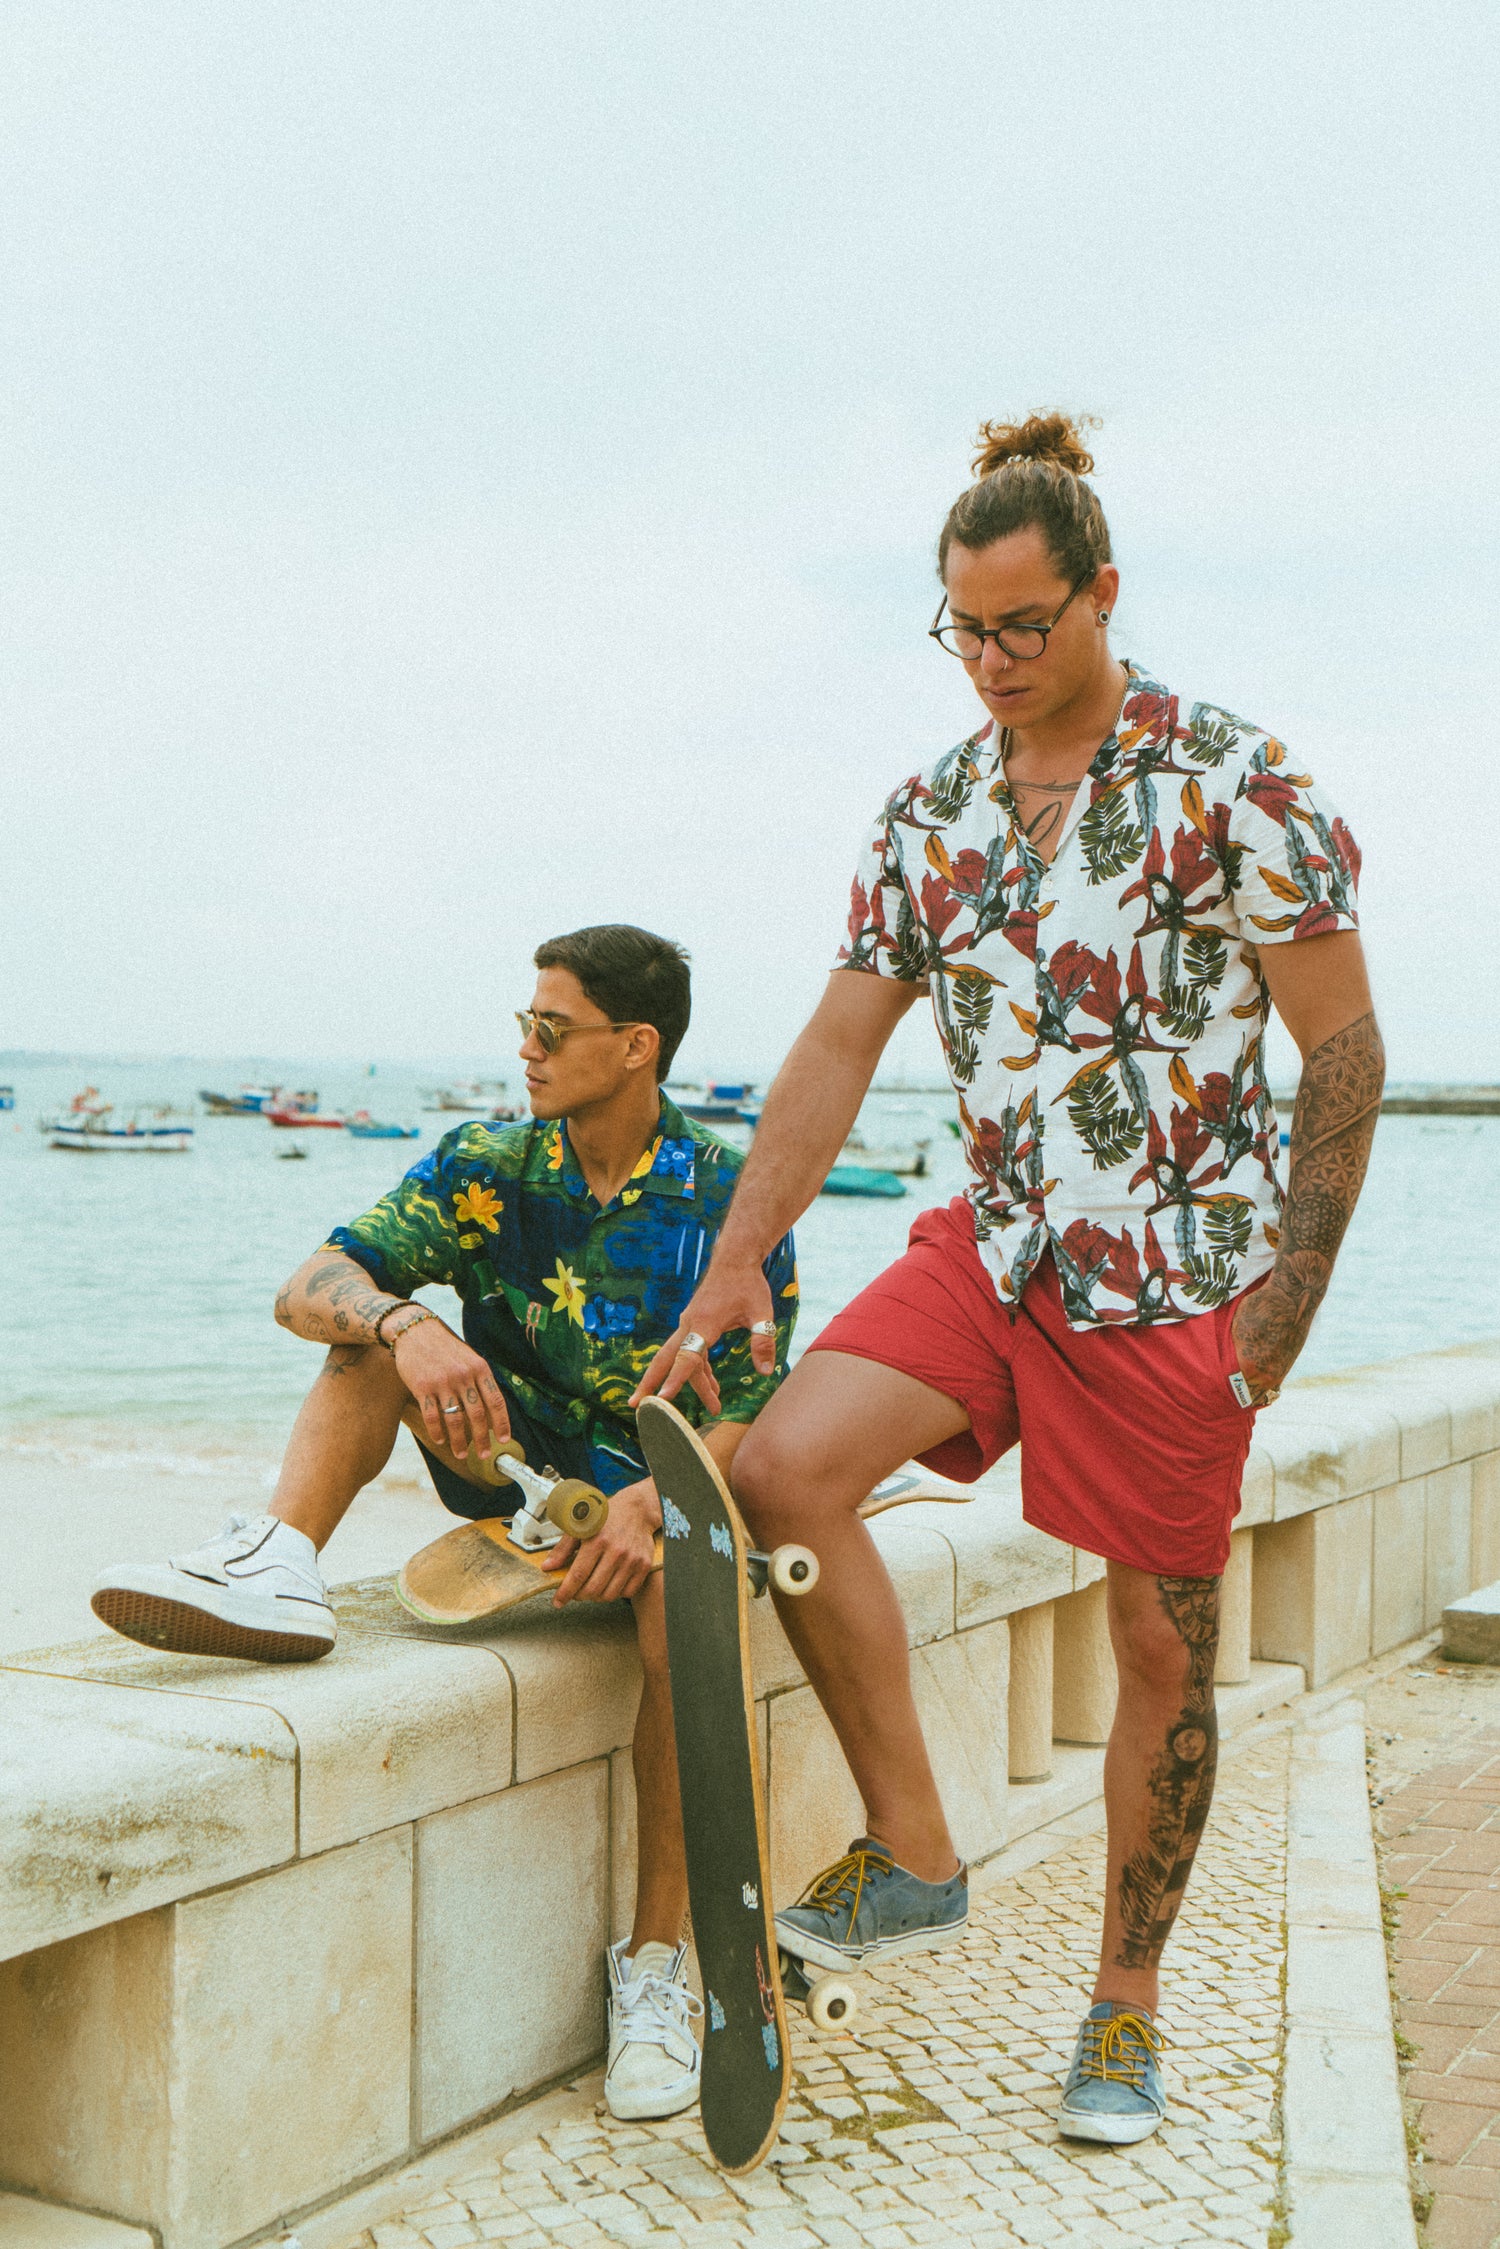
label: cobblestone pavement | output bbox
[1368,1661,1500,2249]
[337,1736,1289,2249]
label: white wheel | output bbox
[769,1543,819,1597]
[806,1974,858,2032]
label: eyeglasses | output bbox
[929,578,1086,662]
[515,1009,636,1056]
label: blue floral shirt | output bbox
[328,1096,797,1489]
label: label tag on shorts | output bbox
[1228,1371,1255,1410]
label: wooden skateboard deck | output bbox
[636,1396,790,2174]
[396,1513,663,1626]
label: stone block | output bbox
[1370,1482,1426,1654]
[608,1743,637,1947]
[766,1685,865,1903]
[1071,1545,1108,1589]
[1007,1603,1054,1782]
[1215,1527,1254,1686]
[1236,1440,1275,1528]
[1424,1461,1474,1625]
[865,1518,956,1646]
[478,1602,641,1784]
[935,1475,1073,1630]
[0,1831,413,2249]
[1257,1399,1396,1521]
[910,1622,1009,1866]
[0,2195,153,2247]
[1442,1580,1500,1665]
[1473,1450,1500,1588]
[1252,1496,1372,1688]
[414,1764,609,2140]
[1052,1581,1115,1745]
[15,1630,514,1858]
[0,1671,295,1962]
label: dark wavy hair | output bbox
[534,924,691,1081]
[938,412,1113,587]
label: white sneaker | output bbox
[91,1513,337,1663]
[604,1940,703,2120]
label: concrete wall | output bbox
[2,1337,1497,2249]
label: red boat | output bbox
[267,1107,346,1129]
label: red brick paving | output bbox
[1368,1662,1500,2246]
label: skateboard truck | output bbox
[744,1545,820,1599]
[479,1439,609,1551]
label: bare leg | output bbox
[627,1570,690,1952]
[1094,1564,1222,2015]
[731,1351,971,1884]
[270,1343,490,1550]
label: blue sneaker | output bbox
[774,1837,968,1973]
[1058,2003,1167,2143]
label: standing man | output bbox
[93,924,798,2126]
[633,417,1382,2143]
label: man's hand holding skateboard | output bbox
[542,1476,660,1607]
[389,1315,512,1461]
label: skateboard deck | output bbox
[395,1515,662,1625]
[636,1396,790,2174]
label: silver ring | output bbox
[441,1402,463,1414]
[749,1319,776,1337]
[678,1331,707,1357]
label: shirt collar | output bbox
[541,1098,697,1207]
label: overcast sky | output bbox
[3,1,1496,1086]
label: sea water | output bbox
[1,1055,1497,1481]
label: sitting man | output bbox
[92,922,798,2125]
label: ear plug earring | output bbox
[1098,609,1111,624]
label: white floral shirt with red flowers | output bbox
[839,666,1362,1327]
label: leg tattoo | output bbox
[1115,1575,1221,1970]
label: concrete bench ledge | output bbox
[1442,1576,1500,1664]
[2,1336,1498,2249]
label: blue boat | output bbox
[820,1165,907,1199]
[346,1115,420,1140]
[678,1080,760,1125]
[0,1086,13,1111]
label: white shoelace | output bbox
[615,1969,703,2052]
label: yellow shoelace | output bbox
[795,1845,896,1932]
[1077,2009,1165,2089]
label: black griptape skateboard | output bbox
[635,1396,791,2174]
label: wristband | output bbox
[376,1302,437,1352]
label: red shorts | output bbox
[806,1197,1260,1577]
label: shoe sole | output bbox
[603,2071,701,2121]
[774,1916,969,1976]
[91,1586,334,1664]
[1056,2102,1165,2145]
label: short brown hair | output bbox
[938,412,1112,588]
[533,925,691,1082]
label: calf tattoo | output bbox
[1114,1575,1221,1970]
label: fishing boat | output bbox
[48,1099,193,1153]
[0,1086,13,1112]
[267,1105,346,1129]
[421,1079,511,1114]
[820,1165,906,1199]
[677,1080,760,1125]
[839,1130,930,1177]
[200,1084,319,1117]
[346,1113,421,1140]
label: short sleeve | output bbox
[1228,743,1361,945]
[835,807,928,982]
[326,1142,464,1296]
[707,1229,800,1426]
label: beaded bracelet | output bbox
[375,1301,438,1352]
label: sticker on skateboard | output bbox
[395,1439,648,1625]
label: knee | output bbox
[729,1420,800,1536]
[1112,1585,1219,1697]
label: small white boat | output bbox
[840,1131,930,1178]
[47,1094,193,1153]
[421,1079,512,1114]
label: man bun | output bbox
[938,410,1111,586]
[971,412,1099,481]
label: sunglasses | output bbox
[515,1008,637,1057]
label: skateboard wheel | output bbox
[546,1478,608,1540]
[492,1438,525,1463]
[769,1543,819,1597]
[806,1974,858,2032]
